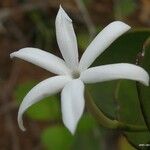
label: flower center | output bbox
[71,70,80,79]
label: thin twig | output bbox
[75,0,96,38]
[113,81,121,120]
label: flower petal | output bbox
[79,21,131,71]
[18,76,71,131]
[61,79,85,134]
[81,63,149,86]
[55,6,78,69]
[10,47,70,75]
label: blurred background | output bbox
[0,0,150,150]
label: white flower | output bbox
[10,6,149,134]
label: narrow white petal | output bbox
[18,76,71,131]
[10,48,70,75]
[81,63,149,86]
[55,6,79,69]
[61,79,85,134]
[79,21,131,71]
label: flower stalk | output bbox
[85,88,148,132]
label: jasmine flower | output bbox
[10,6,149,134]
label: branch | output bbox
[0,1,78,23]
[0,20,28,150]
[0,1,48,22]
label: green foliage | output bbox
[82,0,91,5]
[114,0,136,19]
[138,37,150,130]
[125,132,150,150]
[73,115,102,150]
[77,113,98,133]
[88,81,117,118]
[41,126,73,150]
[88,30,150,149]
[116,80,142,123]
[15,81,60,120]
[94,30,150,66]
[120,36,150,149]
[116,80,150,148]
[73,133,102,150]
[29,11,55,50]
[77,31,90,51]
[118,136,136,150]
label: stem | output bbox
[75,0,96,39]
[135,48,150,131]
[136,83,150,130]
[85,88,148,132]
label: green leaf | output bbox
[27,96,60,120]
[125,132,150,150]
[14,81,60,121]
[88,30,150,121]
[116,80,144,124]
[73,113,103,150]
[88,81,118,118]
[116,80,150,148]
[77,113,98,133]
[114,0,136,19]
[138,37,150,130]
[87,30,150,148]
[94,30,150,66]
[41,126,73,150]
[77,32,90,51]
[118,135,136,150]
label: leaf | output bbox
[125,132,150,150]
[88,81,118,118]
[77,113,98,133]
[116,80,150,148]
[118,135,136,150]
[116,80,144,124]
[41,126,73,150]
[137,37,150,130]
[27,96,60,121]
[89,30,150,119]
[77,31,90,51]
[14,81,60,121]
[93,30,150,66]
[87,30,150,148]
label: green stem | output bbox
[85,88,148,132]
[136,82,150,130]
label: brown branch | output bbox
[0,19,28,150]
[1,61,21,150]
[0,1,50,22]
[0,1,78,23]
